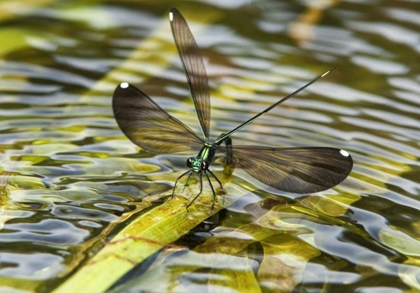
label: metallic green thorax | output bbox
[189,142,218,173]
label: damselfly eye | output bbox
[201,161,209,170]
[187,158,194,168]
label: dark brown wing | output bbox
[218,146,353,193]
[112,83,204,153]
[170,7,211,139]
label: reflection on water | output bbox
[0,0,419,292]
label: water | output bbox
[0,0,419,292]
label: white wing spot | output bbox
[340,149,349,157]
[120,82,129,89]
[169,12,173,21]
